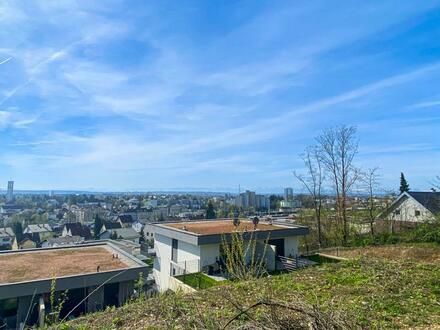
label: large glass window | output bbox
[0,298,17,317]
[171,239,178,263]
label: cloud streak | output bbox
[0,1,439,190]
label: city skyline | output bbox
[1,1,440,191]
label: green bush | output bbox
[405,219,440,244]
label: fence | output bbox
[276,255,316,272]
[299,244,354,257]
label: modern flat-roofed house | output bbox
[379,191,440,223]
[152,219,309,291]
[0,242,147,329]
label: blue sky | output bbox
[0,1,439,192]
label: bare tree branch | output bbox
[316,125,359,245]
[294,145,325,247]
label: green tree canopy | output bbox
[93,214,103,239]
[205,200,216,219]
[400,172,410,193]
[11,221,23,241]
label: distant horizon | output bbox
[1,2,439,190]
[0,186,412,196]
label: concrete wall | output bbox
[168,276,196,293]
[177,240,200,266]
[265,244,276,271]
[199,244,219,268]
[153,233,173,291]
[284,236,299,257]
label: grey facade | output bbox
[152,222,309,246]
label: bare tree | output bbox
[316,125,360,246]
[294,146,325,247]
[432,175,440,191]
[361,167,380,236]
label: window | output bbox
[394,210,400,215]
[171,239,178,263]
[415,210,421,216]
[0,298,18,318]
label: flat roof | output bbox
[153,219,309,246]
[165,220,286,235]
[0,244,138,285]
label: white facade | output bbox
[383,193,436,223]
[153,232,301,291]
[153,233,174,290]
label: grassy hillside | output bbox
[52,244,440,330]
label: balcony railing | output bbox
[170,259,200,276]
[276,255,316,271]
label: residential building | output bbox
[131,220,143,233]
[0,242,147,328]
[100,221,122,234]
[235,190,270,209]
[117,215,135,228]
[99,228,140,243]
[108,239,143,259]
[23,224,53,242]
[0,227,15,249]
[379,191,440,222]
[6,181,13,202]
[127,198,140,209]
[153,206,168,220]
[280,199,302,209]
[11,235,38,250]
[41,235,84,248]
[0,204,22,216]
[61,222,92,240]
[284,187,293,201]
[152,219,309,291]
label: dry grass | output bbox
[54,255,440,329]
[0,246,128,284]
[165,220,286,235]
[324,244,440,263]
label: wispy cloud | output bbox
[0,1,439,190]
[0,56,12,65]
[410,100,440,109]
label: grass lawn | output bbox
[55,245,440,329]
[175,272,218,289]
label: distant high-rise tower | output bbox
[7,181,14,201]
[284,187,293,201]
